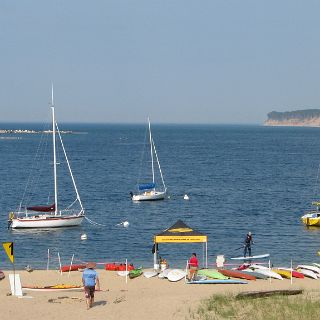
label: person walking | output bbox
[243,232,254,257]
[188,253,199,281]
[82,262,100,310]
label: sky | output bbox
[1,0,320,124]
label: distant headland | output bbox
[264,109,320,127]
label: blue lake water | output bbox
[0,123,320,269]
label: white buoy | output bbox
[123,221,129,228]
[80,234,87,240]
[116,221,130,228]
[184,194,189,200]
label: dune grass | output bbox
[188,292,320,320]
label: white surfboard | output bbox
[167,269,187,282]
[231,254,270,260]
[158,268,172,279]
[143,271,158,278]
[117,271,129,277]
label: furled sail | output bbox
[27,203,55,212]
[138,183,155,191]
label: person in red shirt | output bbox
[188,253,198,281]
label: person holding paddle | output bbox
[243,232,254,257]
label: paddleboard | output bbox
[187,279,248,284]
[143,271,158,278]
[193,275,207,281]
[197,269,228,280]
[158,268,172,279]
[231,254,270,260]
[167,269,187,282]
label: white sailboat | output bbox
[131,118,167,201]
[8,87,85,229]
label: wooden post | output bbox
[47,249,50,271]
[58,252,62,275]
[68,254,74,278]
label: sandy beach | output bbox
[0,269,319,320]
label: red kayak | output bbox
[105,263,135,271]
[277,268,305,279]
[218,268,256,280]
[60,264,86,272]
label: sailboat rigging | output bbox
[8,86,85,229]
[131,118,167,201]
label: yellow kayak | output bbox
[273,269,291,279]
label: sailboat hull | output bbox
[10,214,84,229]
[132,191,166,201]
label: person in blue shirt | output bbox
[82,262,100,309]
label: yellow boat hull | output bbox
[273,269,292,279]
[301,216,320,226]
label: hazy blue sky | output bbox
[1,1,320,124]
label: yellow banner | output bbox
[155,235,207,243]
[3,242,14,263]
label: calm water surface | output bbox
[0,124,319,269]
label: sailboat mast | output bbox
[148,117,155,185]
[51,85,58,215]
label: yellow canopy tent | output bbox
[153,219,208,268]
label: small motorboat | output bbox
[301,202,320,226]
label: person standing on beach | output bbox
[188,253,198,281]
[82,262,100,310]
[243,232,254,257]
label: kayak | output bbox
[277,268,304,279]
[273,269,292,279]
[60,264,86,272]
[239,269,269,279]
[249,264,269,270]
[251,269,283,280]
[129,268,143,279]
[187,279,248,284]
[22,284,83,292]
[230,254,270,260]
[197,269,228,280]
[296,268,318,279]
[105,263,135,271]
[217,269,256,281]
[296,265,320,275]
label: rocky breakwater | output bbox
[264,109,320,127]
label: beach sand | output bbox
[0,269,319,320]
